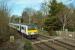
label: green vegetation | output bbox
[43,0,75,35]
[0,0,75,50]
[10,0,75,36]
[21,8,43,30]
[10,15,20,23]
[24,40,33,50]
[43,0,64,35]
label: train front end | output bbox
[27,25,38,39]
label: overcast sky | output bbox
[0,0,74,16]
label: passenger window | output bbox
[17,26,19,28]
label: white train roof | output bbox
[9,23,28,27]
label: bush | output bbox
[24,40,33,50]
[48,31,57,36]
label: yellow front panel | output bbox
[28,30,38,33]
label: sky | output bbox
[0,0,74,16]
[57,0,75,8]
[7,0,44,16]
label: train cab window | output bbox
[21,27,24,30]
[28,26,36,30]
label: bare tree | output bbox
[22,8,36,24]
[0,1,11,44]
[57,7,75,31]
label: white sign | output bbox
[69,34,72,37]
[10,36,14,42]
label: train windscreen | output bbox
[28,25,36,30]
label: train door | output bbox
[25,26,28,35]
[21,26,25,33]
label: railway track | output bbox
[31,35,75,50]
[62,38,75,44]
[9,28,75,50]
[54,40,75,50]
[31,34,54,44]
[32,42,56,50]
[32,41,72,50]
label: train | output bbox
[9,23,39,39]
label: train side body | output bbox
[9,23,38,38]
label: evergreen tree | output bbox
[44,0,65,35]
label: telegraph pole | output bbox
[19,16,23,40]
[63,15,66,31]
[29,15,31,24]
